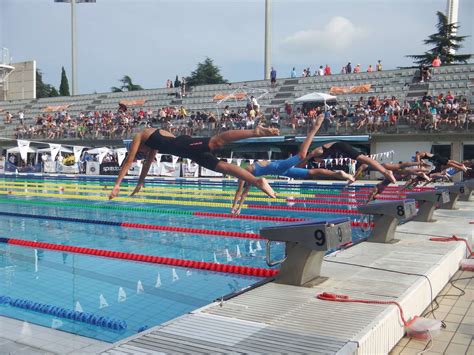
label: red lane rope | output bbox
[247,204,363,215]
[3,238,278,278]
[316,292,411,326]
[429,235,473,256]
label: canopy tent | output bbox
[36,147,73,154]
[85,147,115,155]
[6,146,38,165]
[294,92,337,104]
[6,146,38,154]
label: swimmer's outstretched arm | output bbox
[109,132,143,199]
[130,148,157,196]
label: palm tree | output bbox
[111,75,143,92]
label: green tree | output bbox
[174,75,181,88]
[59,66,70,96]
[36,69,59,98]
[111,75,143,92]
[186,57,228,87]
[407,11,471,65]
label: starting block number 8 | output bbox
[396,205,405,217]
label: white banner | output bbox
[49,143,61,162]
[200,167,223,177]
[160,162,181,177]
[236,159,242,166]
[0,159,4,174]
[183,160,199,177]
[17,140,30,163]
[149,162,161,176]
[43,161,56,173]
[73,146,84,163]
[128,162,142,176]
[57,163,79,174]
[86,161,100,175]
[116,148,127,166]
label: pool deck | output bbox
[102,200,472,355]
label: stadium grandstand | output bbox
[1,63,473,141]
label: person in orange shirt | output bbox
[432,56,441,67]
[367,65,374,72]
[354,64,361,73]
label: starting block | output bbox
[458,180,473,202]
[358,199,417,243]
[260,218,352,287]
[438,182,466,210]
[407,189,449,222]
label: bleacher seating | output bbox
[0,63,473,139]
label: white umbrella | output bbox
[294,92,337,103]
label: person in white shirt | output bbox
[318,66,324,76]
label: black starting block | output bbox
[260,218,352,287]
[407,189,449,222]
[438,182,466,210]
[458,180,473,202]
[358,199,417,243]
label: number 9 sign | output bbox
[314,230,326,246]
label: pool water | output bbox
[0,176,371,343]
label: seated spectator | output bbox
[432,56,441,67]
[318,66,324,76]
[420,64,432,82]
[4,111,12,124]
[367,65,374,72]
[354,64,361,73]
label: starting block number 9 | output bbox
[314,230,326,246]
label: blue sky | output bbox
[1,0,473,94]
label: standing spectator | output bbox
[290,67,297,78]
[376,60,382,71]
[367,65,374,72]
[250,96,260,112]
[284,102,292,121]
[318,66,324,76]
[270,67,277,88]
[18,110,24,124]
[346,62,352,74]
[181,77,186,97]
[324,64,331,75]
[174,75,181,88]
[432,55,441,67]
[4,112,12,124]
[354,64,361,73]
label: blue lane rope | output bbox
[0,294,127,331]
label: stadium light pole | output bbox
[264,0,271,80]
[55,0,95,96]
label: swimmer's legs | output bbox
[209,125,279,150]
[215,161,276,198]
[357,155,397,184]
[297,114,324,159]
[307,168,355,183]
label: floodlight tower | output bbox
[264,0,271,80]
[55,0,96,96]
[446,0,459,53]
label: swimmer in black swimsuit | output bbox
[298,141,397,184]
[415,151,468,173]
[109,126,279,199]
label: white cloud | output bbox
[281,16,368,54]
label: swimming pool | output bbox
[0,175,375,343]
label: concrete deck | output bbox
[102,201,473,355]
